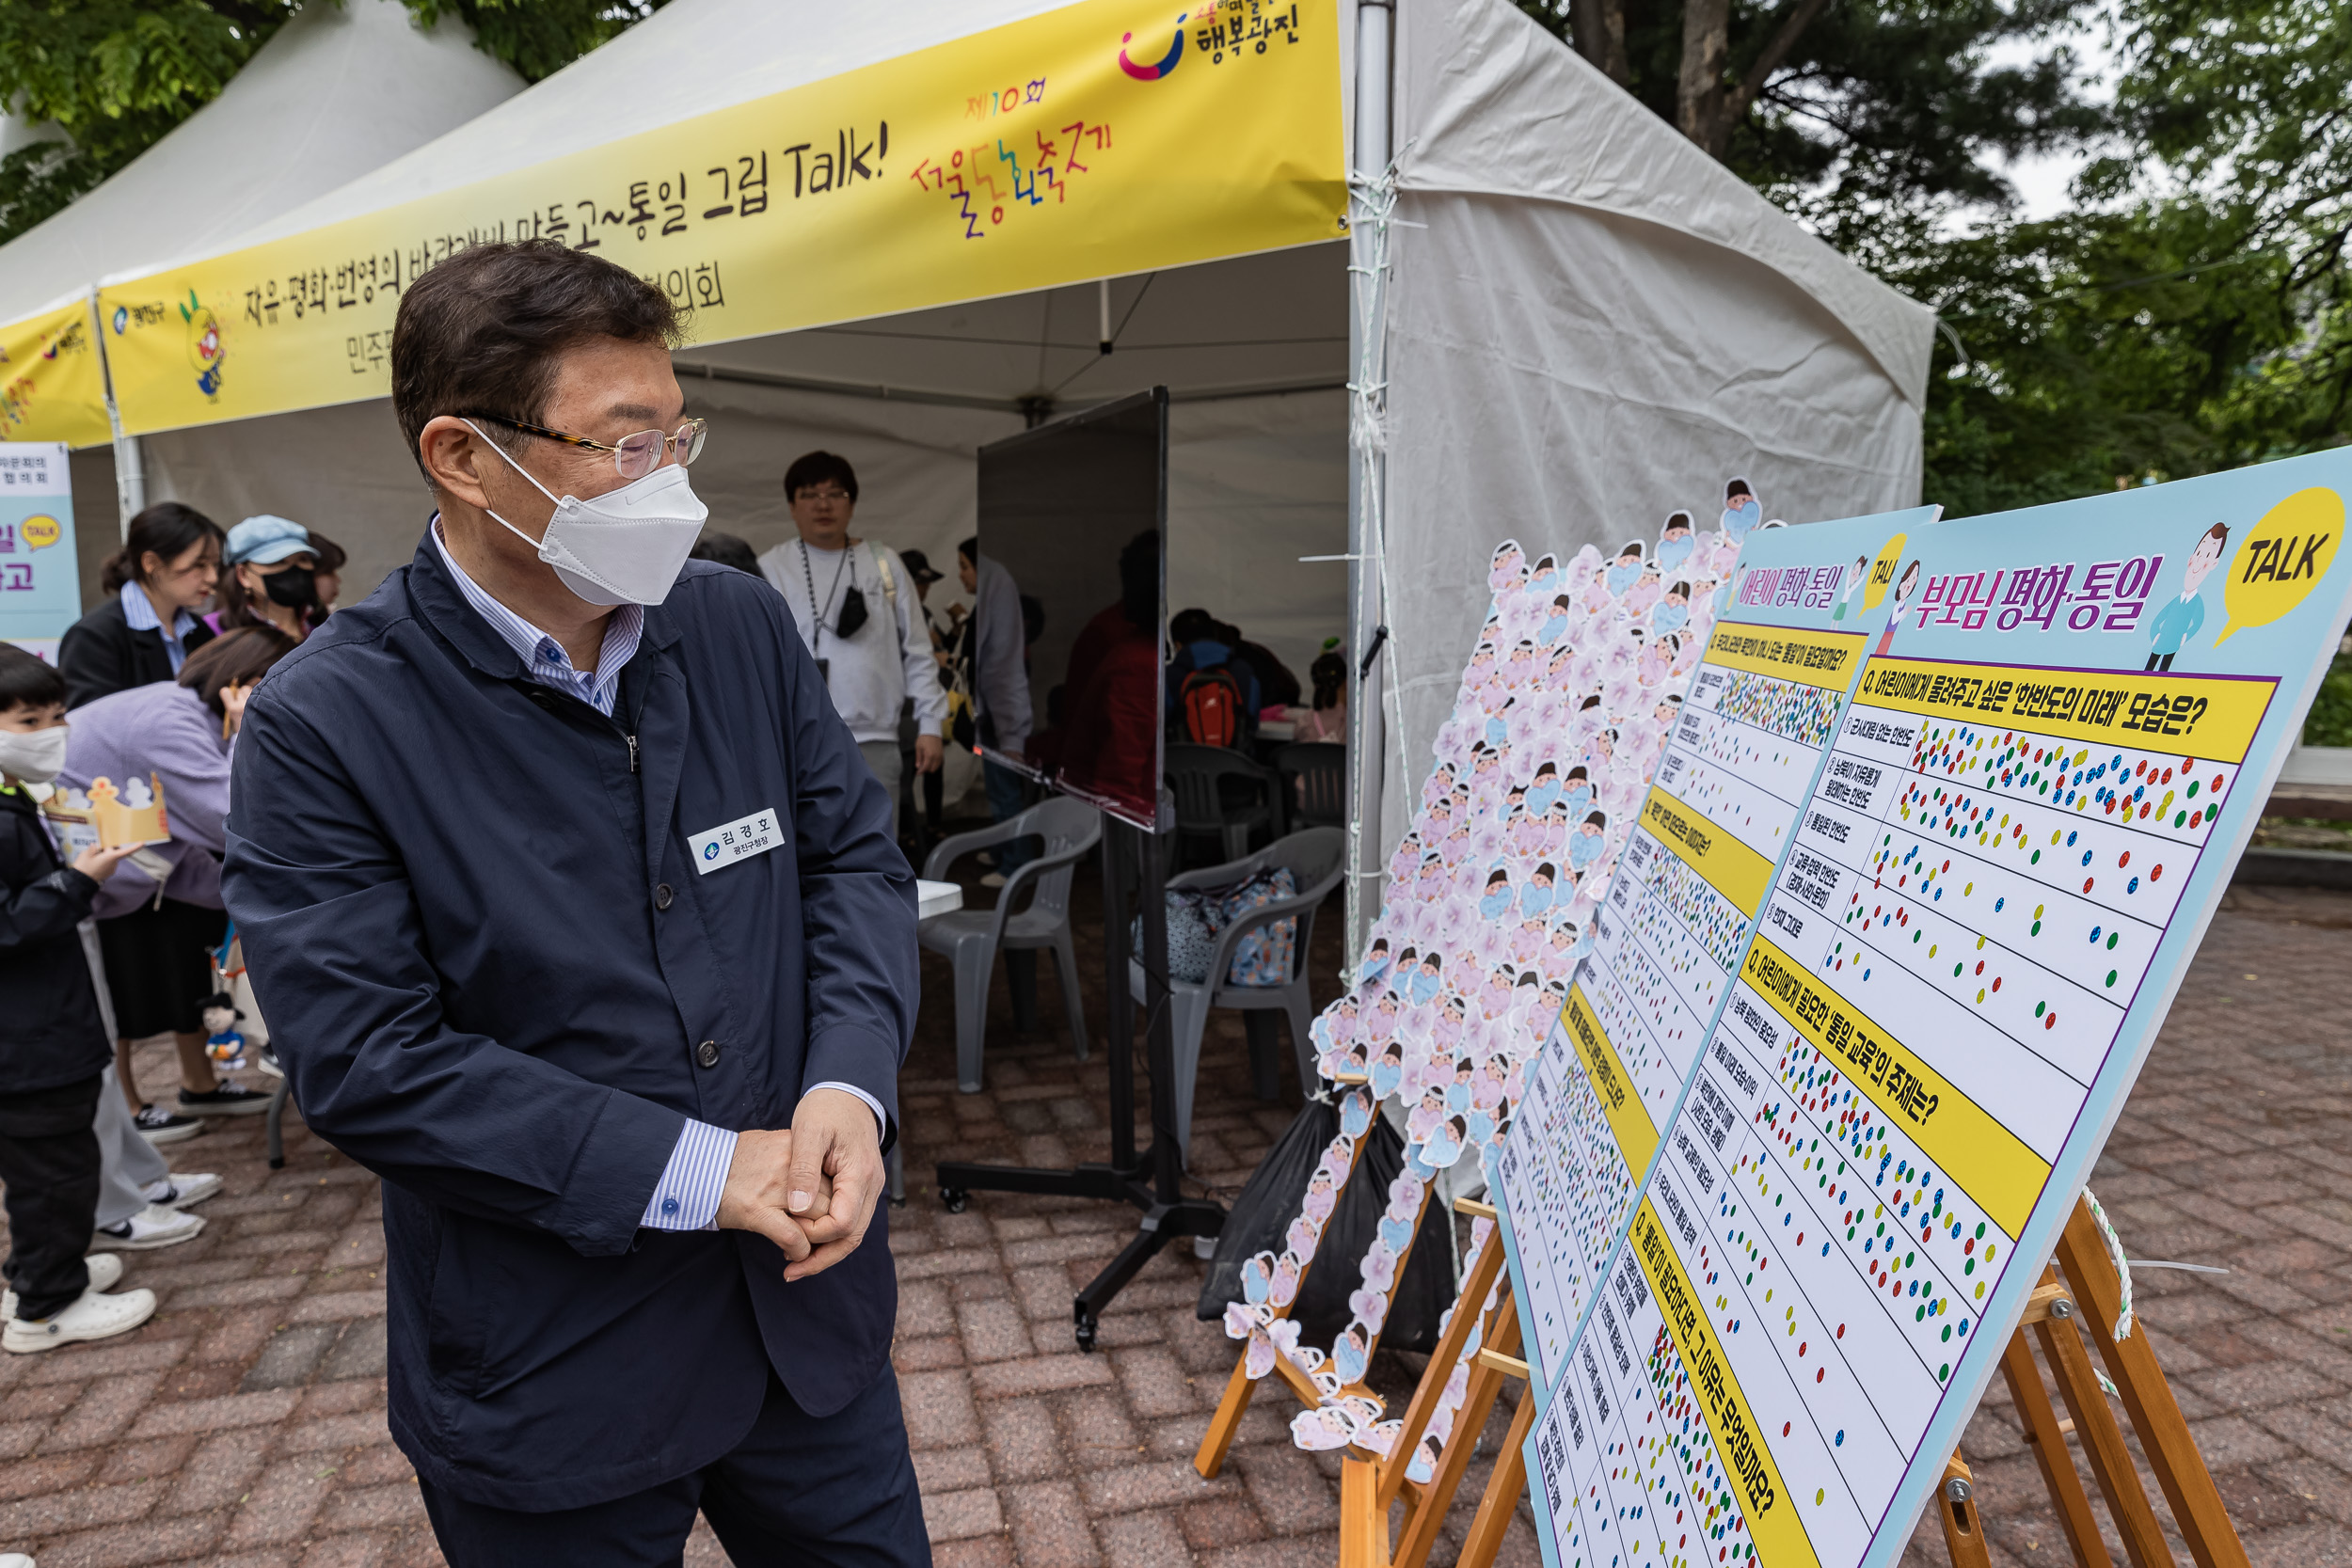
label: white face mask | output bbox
[0,724,69,785]
[464,419,708,607]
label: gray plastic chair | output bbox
[921,796,1102,1093]
[1164,743,1280,865]
[1129,826,1344,1161]
[1275,741,1347,830]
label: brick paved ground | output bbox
[2,874,2346,1566]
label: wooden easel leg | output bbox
[1394,1309,1525,1568]
[1998,1307,2113,1568]
[1937,1453,1994,1568]
[2056,1209,2252,1568]
[1341,1452,1390,1568]
[1456,1383,1539,1568]
[1195,1357,1259,1480]
[2034,1310,2173,1568]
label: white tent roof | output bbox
[0,0,521,325]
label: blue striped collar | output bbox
[430,516,642,719]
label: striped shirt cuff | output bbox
[808,1080,888,1138]
[640,1118,738,1231]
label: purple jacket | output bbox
[62,681,231,918]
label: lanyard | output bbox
[799,541,852,654]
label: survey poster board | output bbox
[1496,512,1936,1400]
[0,443,80,661]
[1516,454,2352,1568]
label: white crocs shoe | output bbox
[1,1550,38,1567]
[3,1253,122,1321]
[92,1203,205,1251]
[3,1287,156,1354]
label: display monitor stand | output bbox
[935,813,1225,1352]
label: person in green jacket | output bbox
[2147,522,2229,672]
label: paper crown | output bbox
[43,773,171,847]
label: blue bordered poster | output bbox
[0,442,82,660]
[1506,452,2352,1568]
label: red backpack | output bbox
[1180,665,1245,747]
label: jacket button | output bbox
[655,883,674,911]
[696,1040,721,1069]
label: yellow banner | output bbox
[99,0,1348,437]
[1631,1199,1823,1568]
[1641,784,1776,914]
[1564,984,1657,1174]
[1852,657,2271,765]
[1740,935,2045,1237]
[0,296,110,450]
[1705,621,1868,690]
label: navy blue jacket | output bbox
[222,539,916,1511]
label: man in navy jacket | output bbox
[223,240,926,1565]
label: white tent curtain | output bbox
[1368,0,1934,862]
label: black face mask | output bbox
[262,564,318,610]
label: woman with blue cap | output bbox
[209,516,322,642]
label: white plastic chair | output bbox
[920,796,1102,1093]
[1128,827,1344,1162]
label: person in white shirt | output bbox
[758,452,946,836]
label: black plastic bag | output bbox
[1197,1100,1457,1354]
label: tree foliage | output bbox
[0,0,661,245]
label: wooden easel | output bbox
[1341,1196,2251,1568]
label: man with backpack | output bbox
[1165,607,1263,748]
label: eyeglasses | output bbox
[466,413,707,481]
[795,487,853,505]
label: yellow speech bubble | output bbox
[1864,531,1909,610]
[19,515,59,550]
[2214,487,2343,646]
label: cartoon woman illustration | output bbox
[1831,554,1869,622]
[1504,639,1537,684]
[1623,564,1664,618]
[1651,581,1691,637]
[1421,761,1456,813]
[1368,990,1400,1043]
[1434,992,1468,1050]
[1495,781,1528,824]
[1407,1085,1448,1142]
[1722,477,1763,541]
[1604,542,1647,597]
[1876,559,1922,657]
[1656,511,1697,571]
[1581,564,1616,614]
[1270,1253,1302,1309]
[1488,541,1526,594]
[1286,1213,1322,1260]
[2149,522,2228,671]
[1302,1170,1339,1224]
[1512,911,1546,964]
[1569,810,1610,874]
[1638,631,1678,688]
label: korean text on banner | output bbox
[0,298,110,451]
[0,443,82,658]
[97,0,1348,438]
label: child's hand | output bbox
[72,842,139,883]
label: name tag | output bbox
[689,807,786,875]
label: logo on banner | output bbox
[1119,14,1187,79]
[2214,485,2343,645]
[179,289,225,399]
[21,515,60,550]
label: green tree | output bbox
[0,0,663,245]
[1515,0,2103,229]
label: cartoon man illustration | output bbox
[2147,522,2229,671]
[1831,554,1869,622]
[1722,478,1762,542]
[1656,511,1697,571]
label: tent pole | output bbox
[90,290,144,538]
[1343,0,1396,967]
